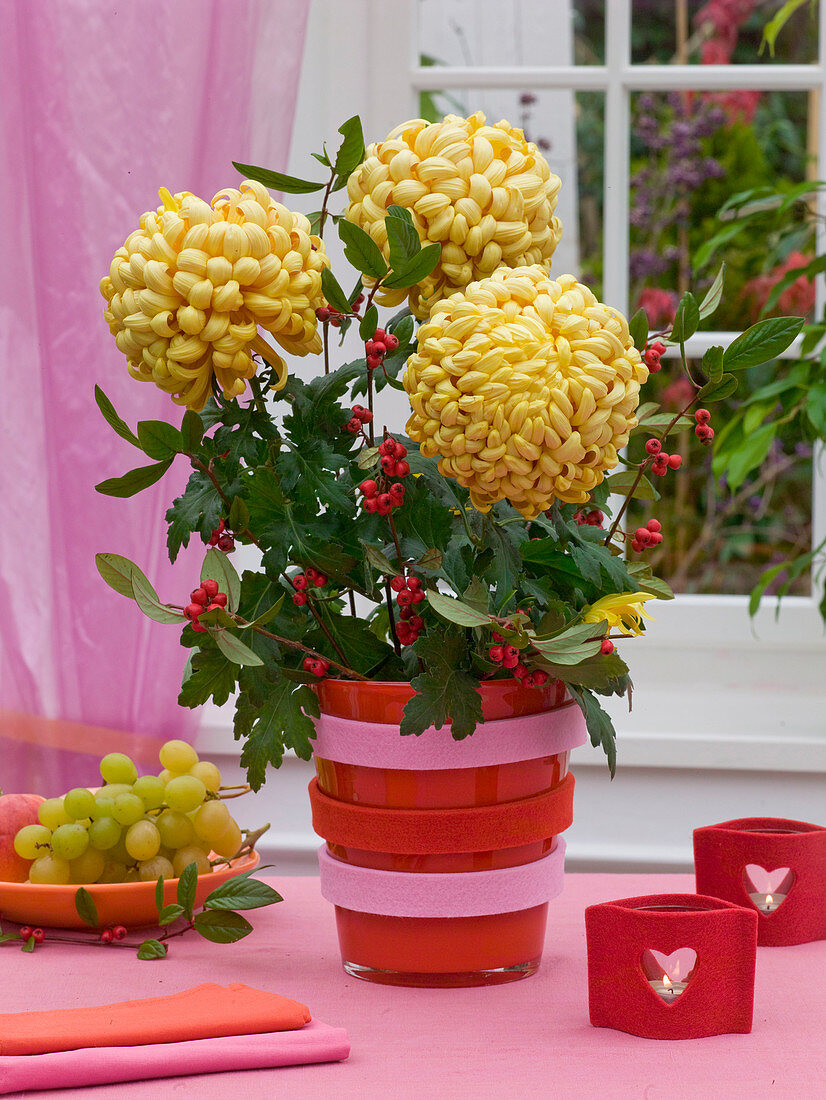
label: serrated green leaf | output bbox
[339,221,388,280]
[158,903,185,926]
[95,458,173,497]
[137,419,184,460]
[568,686,618,776]
[212,629,264,667]
[74,887,99,928]
[202,547,241,611]
[239,671,320,788]
[400,630,483,739]
[137,939,168,960]
[698,263,725,320]
[382,243,441,290]
[95,386,140,447]
[232,161,324,194]
[321,268,352,314]
[360,305,380,340]
[193,909,253,943]
[723,316,804,372]
[426,590,491,628]
[177,862,198,921]
[178,647,238,708]
[204,875,283,911]
[629,308,648,353]
[95,553,155,600]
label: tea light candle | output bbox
[649,975,688,1002]
[748,891,786,913]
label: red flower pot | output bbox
[310,679,586,987]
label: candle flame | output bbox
[766,894,773,906]
[662,974,673,989]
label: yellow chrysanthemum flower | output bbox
[345,111,562,318]
[582,593,657,636]
[100,181,329,411]
[404,266,648,519]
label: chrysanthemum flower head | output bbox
[345,111,562,318]
[100,181,329,411]
[404,266,648,519]
[582,592,656,635]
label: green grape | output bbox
[88,816,121,851]
[193,800,231,844]
[164,775,207,814]
[107,834,132,864]
[69,847,106,884]
[211,818,243,859]
[29,854,71,885]
[172,846,212,877]
[132,774,165,811]
[123,866,141,882]
[159,739,199,773]
[100,752,138,785]
[155,810,195,849]
[50,823,90,861]
[138,855,175,882]
[112,793,145,826]
[89,796,116,820]
[125,820,161,861]
[13,824,52,861]
[100,783,133,799]
[189,760,222,792]
[38,798,71,831]
[98,861,129,884]
[63,787,96,820]
[158,768,181,786]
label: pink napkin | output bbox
[0,1019,350,1094]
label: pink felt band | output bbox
[317,842,566,918]
[311,703,586,770]
[309,774,574,853]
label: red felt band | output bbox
[308,774,574,854]
[694,817,826,946]
[585,893,758,1040]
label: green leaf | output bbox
[321,268,353,315]
[628,308,648,354]
[362,543,396,576]
[177,861,198,921]
[762,254,826,316]
[74,887,99,928]
[381,243,441,290]
[531,638,604,664]
[718,422,777,491]
[181,409,204,451]
[229,496,250,534]
[21,935,36,952]
[155,875,165,915]
[359,305,380,341]
[698,263,725,320]
[357,445,380,469]
[702,345,724,384]
[137,939,168,960]
[761,0,809,56]
[95,553,155,601]
[232,161,324,194]
[197,606,237,629]
[165,469,224,564]
[386,211,421,269]
[193,909,253,943]
[158,903,185,926]
[426,590,491,628]
[201,547,241,611]
[137,419,184,460]
[400,631,483,740]
[626,561,675,600]
[306,615,394,677]
[239,671,320,788]
[416,548,443,571]
[698,372,738,402]
[568,686,618,776]
[212,629,264,667]
[669,292,699,344]
[178,647,238,708]
[204,874,283,911]
[277,442,354,516]
[694,220,749,270]
[723,317,804,372]
[132,573,185,624]
[0,933,21,944]
[95,458,173,497]
[95,386,140,447]
[245,593,285,630]
[806,382,826,435]
[333,115,366,184]
[602,470,658,501]
[338,221,388,280]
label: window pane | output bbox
[631,0,818,65]
[417,0,602,67]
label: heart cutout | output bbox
[743,864,795,912]
[641,947,697,984]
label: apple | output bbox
[0,792,46,882]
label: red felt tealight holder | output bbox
[585,894,758,1039]
[694,817,826,946]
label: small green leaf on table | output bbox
[137,939,168,960]
[158,903,186,926]
[74,887,99,928]
[177,861,198,921]
[193,909,253,943]
[204,874,283,911]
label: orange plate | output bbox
[0,851,260,929]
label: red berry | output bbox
[360,479,378,497]
[389,482,405,498]
[374,328,386,342]
[202,579,219,599]
[695,408,711,425]
[292,592,307,607]
[380,455,396,474]
[533,670,549,686]
[396,590,413,608]
[700,427,715,445]
[575,510,588,526]
[191,621,207,633]
[649,531,663,545]
[292,574,308,590]
[185,602,205,621]
[217,535,234,551]
[411,590,425,604]
[407,577,422,591]
[367,354,382,370]
[371,341,386,356]
[390,575,407,592]
[522,674,537,689]
[513,663,529,679]
[645,438,662,455]
[399,606,412,620]
[19,926,32,940]
[652,457,668,476]
[32,928,45,943]
[601,639,615,655]
[588,510,604,526]
[190,587,208,605]
[313,573,328,587]
[377,501,392,516]
[491,631,504,643]
[101,929,113,944]
[113,925,127,941]
[208,534,219,546]
[364,497,379,513]
[345,417,361,433]
[631,539,644,552]
[644,349,662,372]
[329,316,341,328]
[305,568,319,581]
[650,341,666,355]
[646,518,661,532]
[504,645,519,660]
[316,307,331,321]
[394,460,410,478]
[635,528,652,546]
[213,592,228,607]
[378,439,392,455]
[409,615,424,631]
[667,453,682,469]
[302,657,315,673]
[384,333,399,351]
[488,645,504,663]
[502,653,519,669]
[378,493,392,510]
[206,602,223,613]
[394,444,408,459]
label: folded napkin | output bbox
[0,1020,350,1095]
[0,983,311,1056]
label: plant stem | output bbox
[323,320,330,375]
[317,168,336,238]
[280,570,349,667]
[384,579,402,657]
[348,589,357,616]
[249,623,369,680]
[366,369,375,445]
[386,509,404,566]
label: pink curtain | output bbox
[0,0,309,793]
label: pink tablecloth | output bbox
[2,873,824,1098]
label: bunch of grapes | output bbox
[12,740,247,886]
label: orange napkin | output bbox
[0,983,311,1056]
